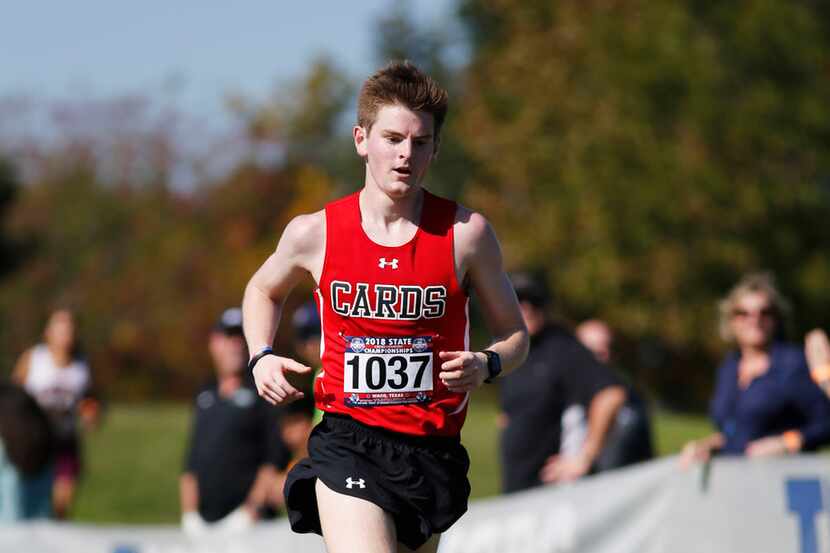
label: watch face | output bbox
[485,350,502,380]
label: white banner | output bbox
[1,455,827,553]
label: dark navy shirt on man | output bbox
[710,342,830,455]
[184,381,290,522]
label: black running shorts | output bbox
[284,413,471,550]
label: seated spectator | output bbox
[11,308,98,519]
[500,273,629,493]
[681,273,830,466]
[575,320,654,471]
[279,396,315,469]
[268,396,316,513]
[0,381,54,521]
[265,301,321,513]
[180,308,291,536]
[290,301,321,401]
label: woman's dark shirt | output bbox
[710,342,830,454]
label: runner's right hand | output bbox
[252,355,312,405]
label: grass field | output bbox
[72,398,712,523]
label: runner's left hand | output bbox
[438,351,487,393]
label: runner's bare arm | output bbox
[243,211,325,405]
[439,208,529,392]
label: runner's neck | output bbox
[358,187,424,247]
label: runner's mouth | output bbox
[393,167,412,176]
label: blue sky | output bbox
[1,1,461,122]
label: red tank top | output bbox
[313,189,470,437]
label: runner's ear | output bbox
[353,125,369,159]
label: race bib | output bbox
[343,335,434,406]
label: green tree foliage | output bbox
[0,99,336,399]
[457,0,830,404]
[226,57,359,193]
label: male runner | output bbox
[242,61,528,553]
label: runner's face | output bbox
[355,104,436,198]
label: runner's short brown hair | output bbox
[357,61,448,148]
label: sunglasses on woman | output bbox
[732,307,776,319]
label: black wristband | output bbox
[483,349,502,383]
[248,347,276,372]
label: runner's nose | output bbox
[398,138,412,160]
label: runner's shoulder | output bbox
[453,203,497,254]
[281,209,326,256]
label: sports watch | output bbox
[482,349,502,383]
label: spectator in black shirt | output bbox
[180,308,290,536]
[499,274,627,493]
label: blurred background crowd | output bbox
[2,0,830,532]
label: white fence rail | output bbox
[1,456,825,553]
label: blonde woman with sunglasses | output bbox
[681,273,830,466]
